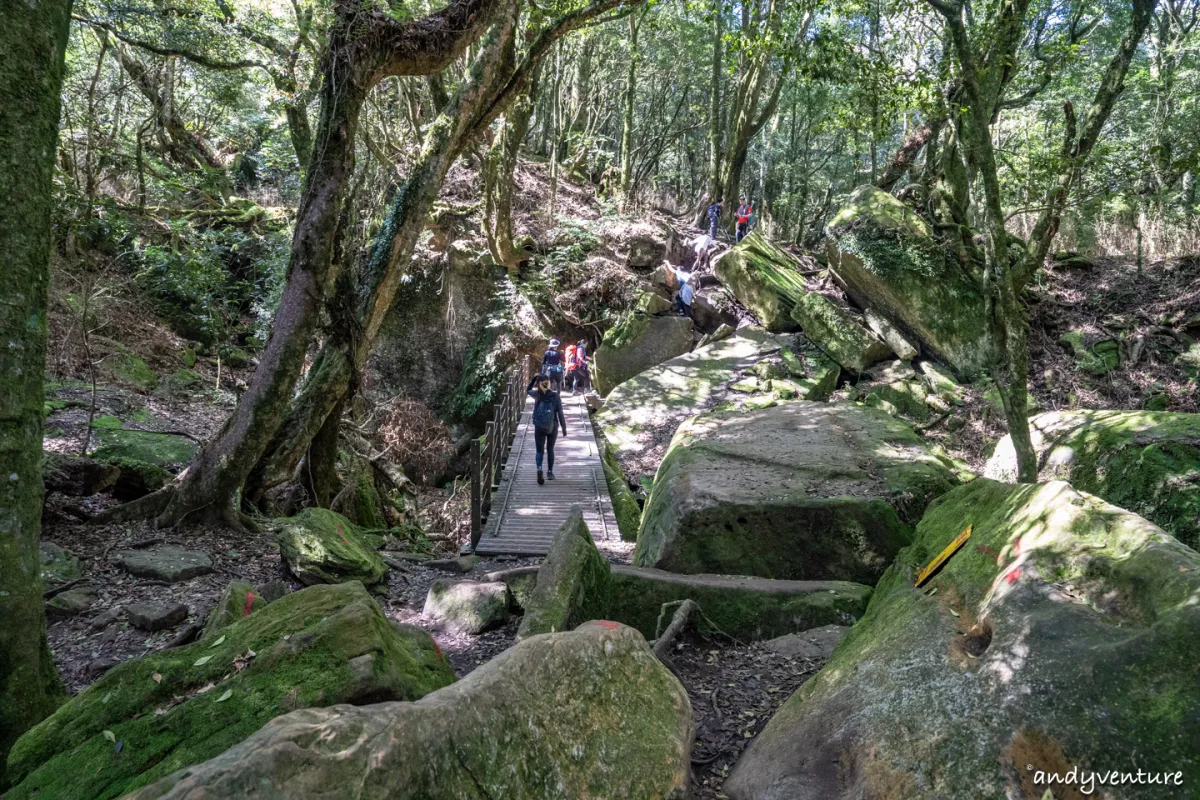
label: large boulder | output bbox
[277,507,388,590]
[713,232,811,332]
[986,410,1200,549]
[597,327,786,473]
[114,546,213,583]
[7,582,455,800]
[128,621,693,800]
[790,292,893,373]
[825,185,988,378]
[634,402,957,583]
[39,541,82,586]
[423,579,511,634]
[516,506,612,640]
[726,478,1200,800]
[89,415,198,467]
[200,579,269,640]
[42,452,118,496]
[593,312,694,396]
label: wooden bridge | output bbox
[468,359,619,556]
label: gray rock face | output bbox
[762,624,849,660]
[127,622,694,800]
[42,453,119,497]
[423,580,511,634]
[39,541,82,586]
[45,585,97,620]
[115,547,214,583]
[426,555,481,574]
[127,602,189,631]
[726,478,1200,800]
[864,308,918,360]
[593,313,694,396]
[790,292,892,373]
[516,506,612,641]
[634,402,957,583]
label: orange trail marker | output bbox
[915,525,972,588]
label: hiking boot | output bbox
[537,470,544,485]
[547,471,555,480]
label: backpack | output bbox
[565,344,577,371]
[531,392,557,432]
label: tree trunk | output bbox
[0,0,73,784]
[484,64,542,270]
[618,10,643,204]
[695,8,724,226]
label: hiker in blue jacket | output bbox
[527,372,568,484]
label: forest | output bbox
[2,0,1199,794]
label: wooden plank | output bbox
[915,525,972,587]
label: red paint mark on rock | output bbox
[432,641,444,659]
[336,523,349,545]
[1004,567,1022,585]
[595,620,620,630]
[242,591,257,617]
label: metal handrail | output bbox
[469,354,536,550]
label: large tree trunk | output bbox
[484,64,542,270]
[0,0,73,784]
[618,10,643,204]
[694,8,724,226]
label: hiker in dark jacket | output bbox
[541,338,565,391]
[706,197,724,238]
[527,373,568,484]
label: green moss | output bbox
[277,508,389,589]
[1059,330,1119,375]
[864,380,931,421]
[110,351,156,390]
[200,580,269,640]
[713,232,809,332]
[791,292,892,373]
[160,369,205,395]
[7,583,454,800]
[601,442,642,541]
[94,456,172,499]
[602,311,652,351]
[180,348,197,368]
[90,424,197,467]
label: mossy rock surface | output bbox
[985,410,1200,549]
[1059,329,1121,375]
[860,379,933,422]
[277,508,389,589]
[726,478,1200,800]
[128,621,692,800]
[89,416,198,467]
[594,312,694,396]
[597,327,785,468]
[200,580,269,640]
[635,291,674,315]
[826,185,988,378]
[8,582,455,800]
[423,580,511,634]
[111,350,157,390]
[97,456,173,501]
[42,452,119,496]
[39,541,82,586]
[634,402,957,583]
[713,232,810,332]
[601,442,642,541]
[516,507,612,640]
[790,293,892,373]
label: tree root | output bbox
[90,485,174,524]
[652,599,700,661]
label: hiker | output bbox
[736,196,753,243]
[706,196,724,238]
[571,339,590,393]
[668,266,695,319]
[541,338,565,391]
[692,232,715,269]
[564,341,578,386]
[527,372,567,484]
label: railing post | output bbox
[482,420,495,509]
[470,438,481,549]
[492,405,504,487]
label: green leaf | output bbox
[210,635,226,648]
[102,730,116,743]
[217,689,233,703]
[102,691,112,705]
[194,655,214,667]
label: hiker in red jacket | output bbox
[735,196,753,243]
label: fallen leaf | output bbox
[210,635,226,648]
[217,689,233,703]
[152,673,162,684]
[949,609,960,617]
[102,730,116,743]
[102,692,112,705]
[194,655,213,667]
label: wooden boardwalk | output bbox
[474,392,619,555]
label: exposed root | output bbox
[652,599,700,662]
[90,485,174,524]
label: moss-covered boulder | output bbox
[985,410,1200,549]
[89,416,198,467]
[42,452,119,496]
[45,585,97,620]
[602,442,642,541]
[635,290,673,315]
[128,621,692,800]
[39,541,82,586]
[7,582,455,800]
[713,232,810,332]
[277,508,388,590]
[593,312,694,396]
[726,479,1200,800]
[98,456,173,501]
[597,327,786,470]
[200,580,269,640]
[864,307,917,359]
[1059,329,1121,375]
[634,402,957,583]
[423,580,511,634]
[861,379,934,422]
[790,292,892,373]
[516,506,612,640]
[826,185,988,378]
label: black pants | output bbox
[736,222,749,242]
[535,427,558,471]
[673,295,692,318]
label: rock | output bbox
[696,322,735,348]
[8,583,455,800]
[517,506,612,640]
[713,232,812,332]
[115,546,213,583]
[277,508,388,589]
[201,580,268,640]
[85,656,121,679]
[45,585,97,620]
[691,290,739,334]
[1053,249,1096,269]
[601,442,641,541]
[423,580,511,634]
[1143,392,1169,411]
[634,402,957,583]
[725,478,1200,800]
[790,292,892,373]
[792,350,841,401]
[87,607,121,633]
[761,624,850,660]
[584,393,604,413]
[625,232,667,269]
[127,621,693,800]
[89,416,198,467]
[985,410,1200,549]
[861,379,933,422]
[1059,329,1120,375]
[42,453,119,496]
[163,624,203,650]
[730,376,761,393]
[597,328,786,467]
[917,360,963,404]
[426,555,481,574]
[39,541,82,586]
[635,291,674,315]
[863,358,916,383]
[826,185,988,378]
[127,602,189,632]
[593,313,694,396]
[864,308,917,359]
[99,456,173,501]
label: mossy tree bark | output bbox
[243,0,642,502]
[0,0,73,785]
[618,8,646,205]
[483,63,543,271]
[151,0,510,528]
[926,0,1158,482]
